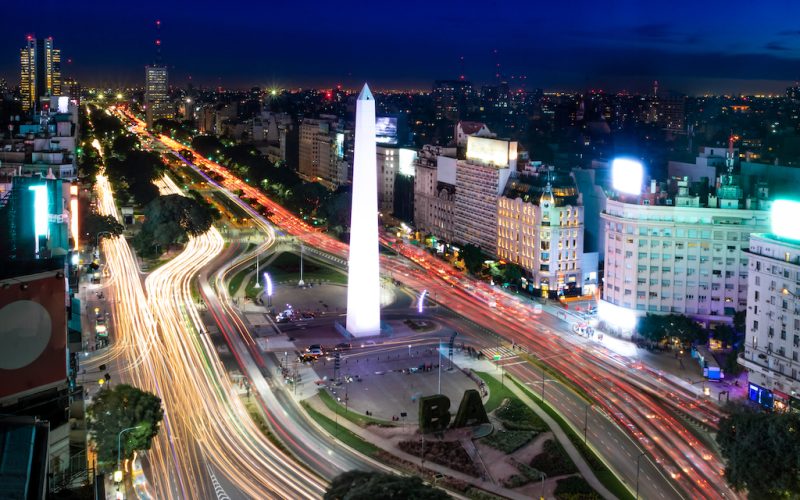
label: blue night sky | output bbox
[2,0,800,94]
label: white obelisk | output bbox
[346,83,381,336]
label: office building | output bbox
[740,229,800,411]
[601,174,770,327]
[376,145,416,215]
[20,36,61,112]
[145,65,170,126]
[298,115,351,190]
[453,136,517,253]
[414,145,457,242]
[433,79,475,122]
[497,169,584,297]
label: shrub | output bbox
[482,430,537,454]
[495,398,547,432]
[554,475,601,499]
[530,439,578,477]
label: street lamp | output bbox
[264,272,273,307]
[116,425,143,484]
[782,287,799,299]
[95,231,113,255]
[253,252,261,288]
[635,451,647,499]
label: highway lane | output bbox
[96,169,328,498]
[120,108,739,499]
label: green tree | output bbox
[502,262,525,286]
[459,243,485,275]
[86,384,163,465]
[83,213,124,244]
[733,310,746,334]
[717,404,800,498]
[134,194,214,256]
[324,471,448,500]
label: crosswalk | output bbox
[481,346,519,361]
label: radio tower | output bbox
[155,19,162,65]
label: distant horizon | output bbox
[3,0,800,97]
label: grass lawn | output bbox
[510,378,634,500]
[482,430,537,454]
[301,401,380,457]
[554,475,601,499]
[268,252,346,284]
[228,264,255,295]
[475,371,516,413]
[530,438,578,476]
[495,399,548,432]
[317,389,395,428]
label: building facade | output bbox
[601,179,770,324]
[376,146,416,215]
[145,65,170,126]
[497,172,584,296]
[20,36,61,112]
[298,116,351,190]
[413,145,457,242]
[453,136,516,254]
[740,233,800,411]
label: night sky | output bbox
[3,0,800,94]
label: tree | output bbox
[83,213,124,244]
[459,243,485,275]
[134,194,214,256]
[502,262,525,286]
[86,384,163,465]
[636,314,706,344]
[733,310,746,334]
[717,404,800,498]
[324,471,448,500]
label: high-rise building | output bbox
[433,80,475,122]
[453,136,517,253]
[145,65,170,126]
[600,175,770,329]
[20,36,61,112]
[298,116,351,190]
[63,77,80,107]
[376,145,416,215]
[413,145,457,242]
[497,170,584,297]
[346,84,381,336]
[740,228,800,411]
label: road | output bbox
[119,108,739,499]
[92,166,327,498]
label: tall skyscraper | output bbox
[346,84,381,337]
[145,65,170,126]
[20,36,61,112]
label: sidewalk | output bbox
[455,355,617,500]
[304,395,531,500]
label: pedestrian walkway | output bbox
[480,346,519,361]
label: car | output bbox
[299,353,319,363]
[334,343,352,351]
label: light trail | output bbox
[96,167,327,497]
[119,108,741,499]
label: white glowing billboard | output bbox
[466,136,515,167]
[771,200,800,241]
[375,117,398,145]
[597,300,638,331]
[611,158,644,195]
[398,148,417,176]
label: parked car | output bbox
[334,343,352,351]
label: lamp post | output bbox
[95,231,112,257]
[539,472,547,500]
[115,425,143,484]
[782,287,799,299]
[253,252,261,289]
[635,451,646,499]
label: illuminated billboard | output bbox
[375,116,398,145]
[0,271,67,399]
[771,200,800,241]
[335,133,345,159]
[398,148,417,176]
[466,136,513,167]
[611,158,644,195]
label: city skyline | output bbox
[3,0,800,94]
